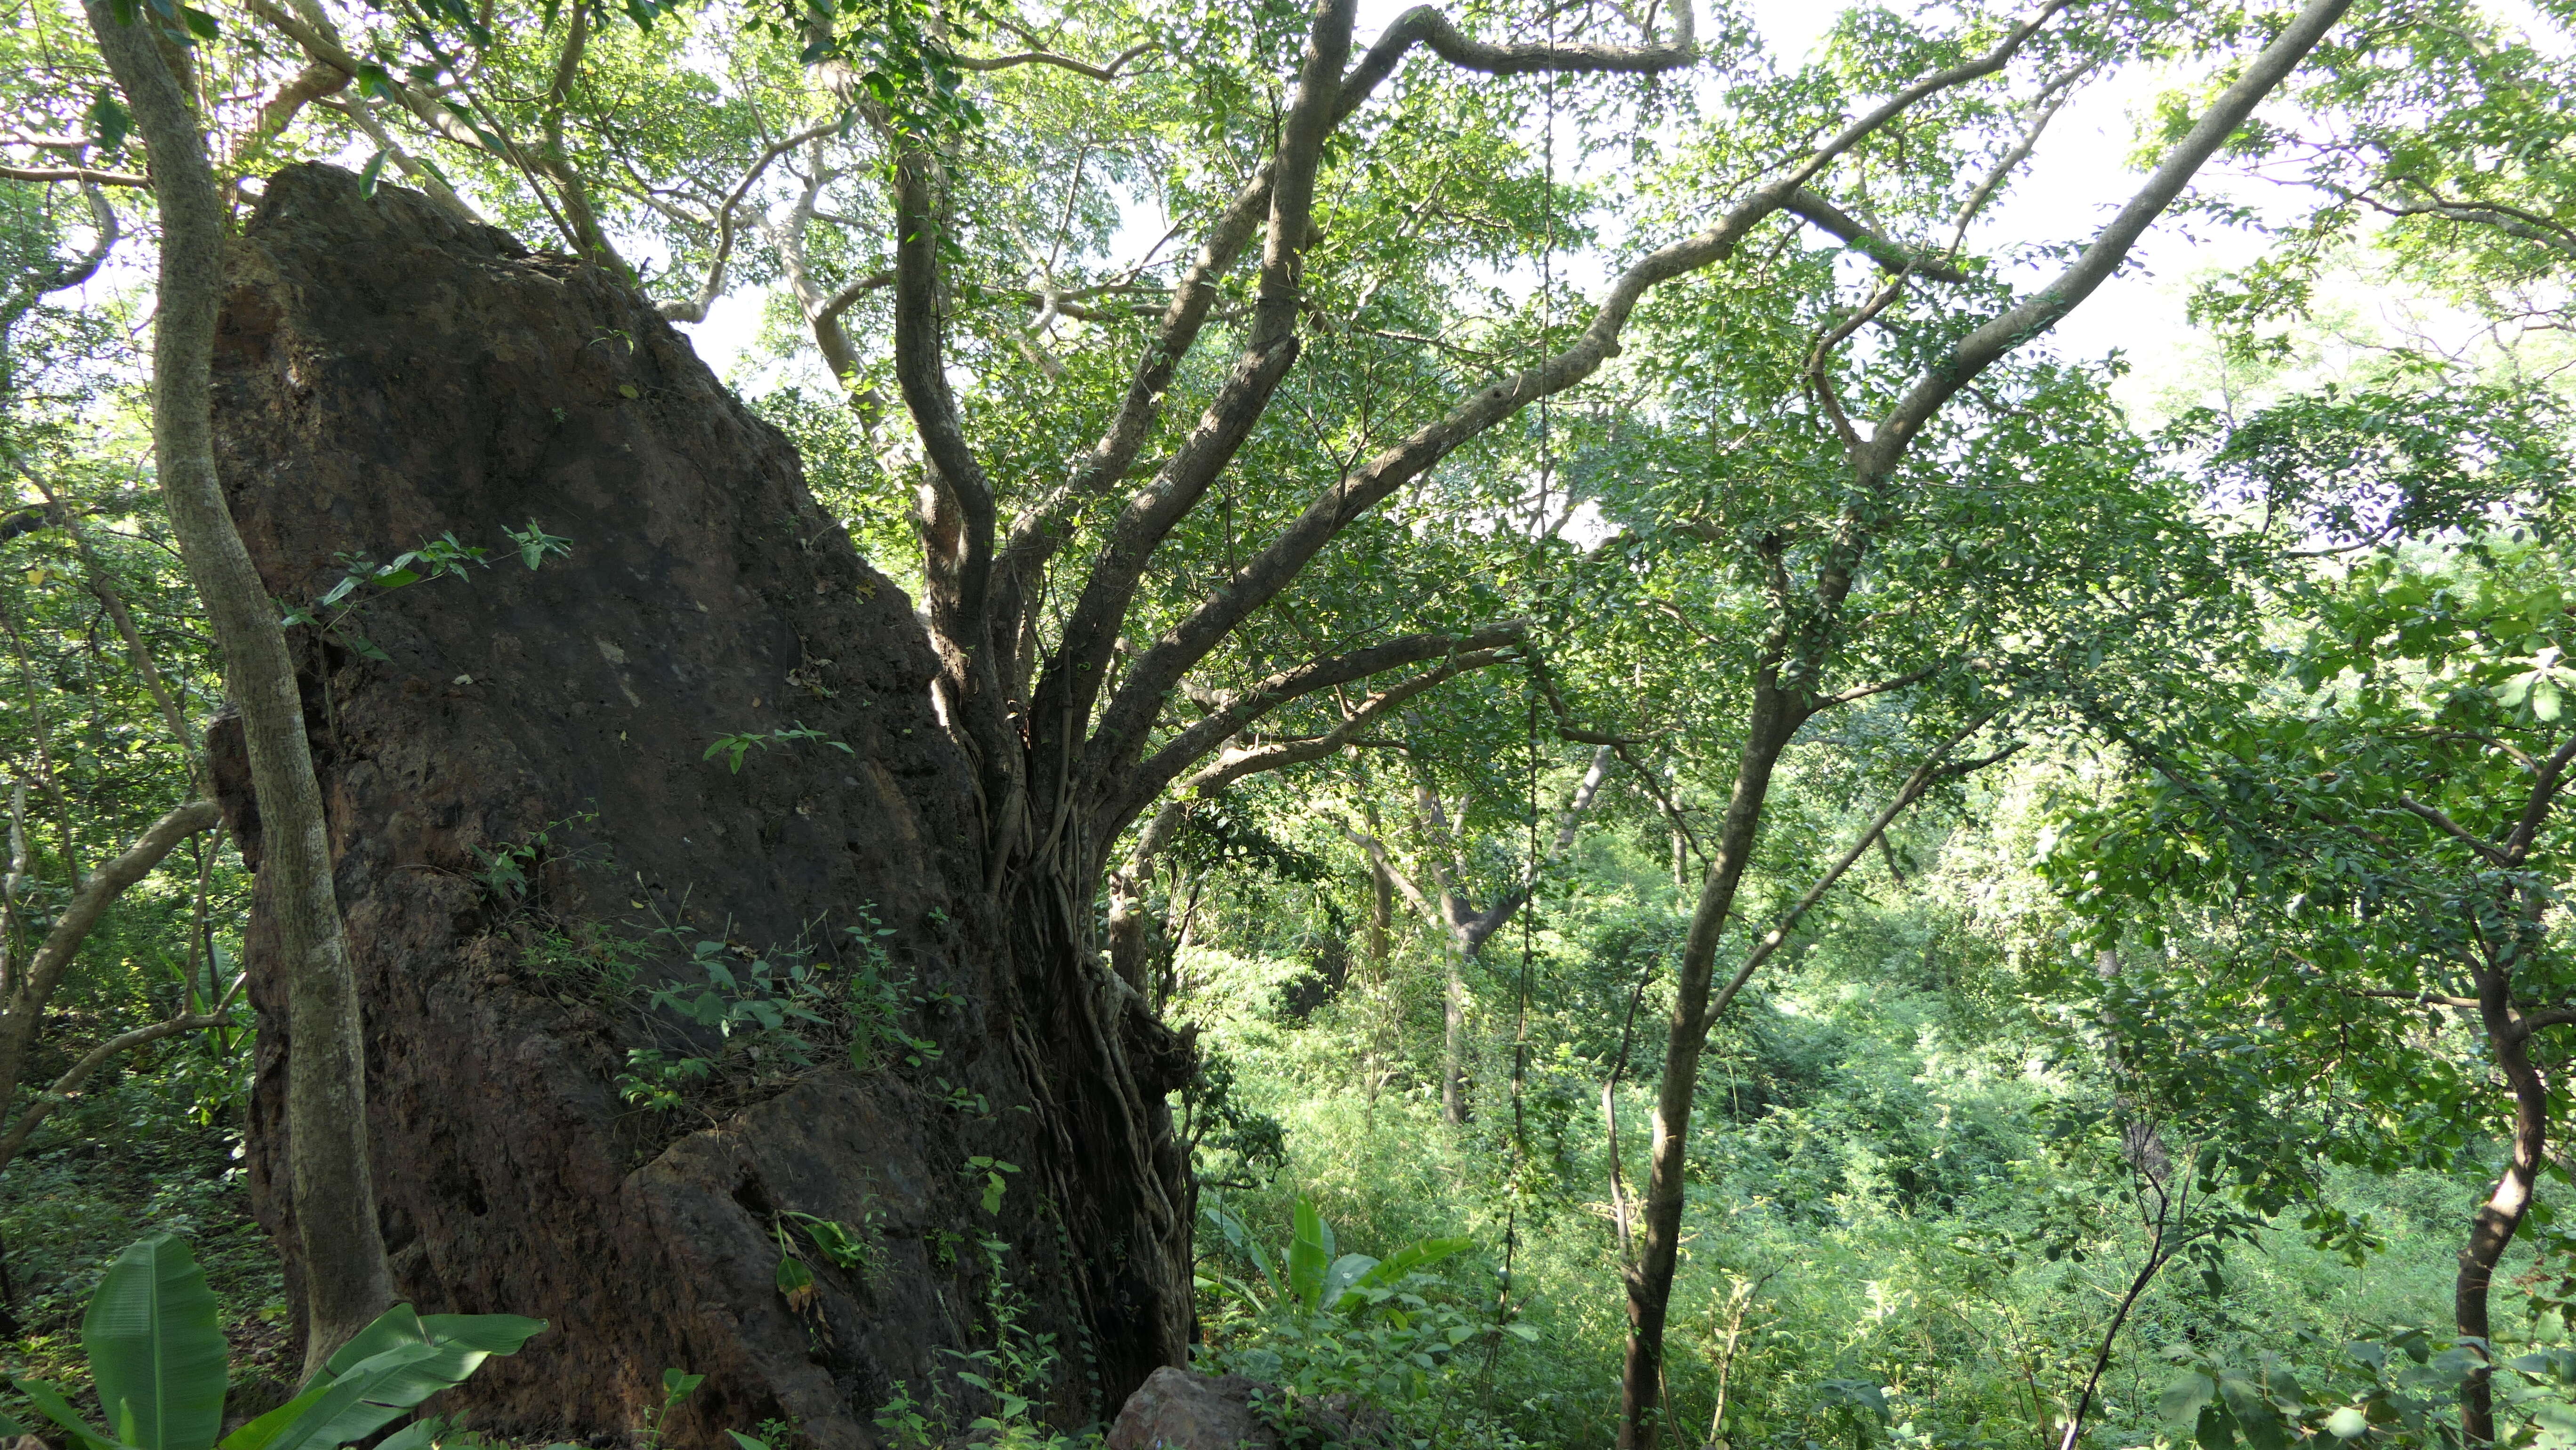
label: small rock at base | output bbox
[1105,1367,1392,1450]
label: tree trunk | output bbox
[1440,939,1469,1125]
[1366,856,1392,986]
[1619,672,1804,1448]
[209,165,1190,1443]
[2460,961,2548,1444]
[78,11,393,1375]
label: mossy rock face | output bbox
[211,163,1191,1448]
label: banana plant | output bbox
[1198,1195,1472,1317]
[0,1233,545,1450]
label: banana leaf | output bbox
[1287,1197,1331,1312]
[1331,1235,1474,1312]
[17,1378,132,1450]
[1319,1254,1378,1315]
[83,1233,228,1450]
[218,1306,546,1450]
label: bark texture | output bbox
[81,1,395,1371]
[210,164,1189,1444]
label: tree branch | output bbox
[0,799,220,1120]
[1863,0,2351,472]
[1077,0,2078,804]
[1336,0,1698,122]
[892,148,999,643]
[1699,712,2005,1035]
[12,800,218,1016]
[2398,795,2512,868]
[1029,0,1356,827]
[2504,734,2576,860]
[656,121,841,322]
[1782,189,1968,283]
[0,979,241,1172]
[1117,640,1519,887]
[0,164,148,187]
[952,41,1157,79]
[1103,625,1523,850]
[987,169,1276,685]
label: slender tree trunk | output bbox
[1368,854,1392,986]
[1620,674,1805,1446]
[1441,937,1469,1124]
[77,4,393,1376]
[2461,956,2549,1444]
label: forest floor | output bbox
[0,1068,296,1432]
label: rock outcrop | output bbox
[209,163,1175,1445]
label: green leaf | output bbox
[1319,1253,1378,1315]
[217,1386,330,1450]
[84,1233,228,1450]
[15,1380,127,1450]
[224,1306,543,1450]
[1339,1236,1473,1308]
[357,151,390,197]
[2219,1376,2287,1450]
[220,1345,436,1450]
[1819,1379,1890,1422]
[1288,1196,1330,1312]
[2161,1371,2217,1424]
[89,92,130,153]
[2196,1402,2236,1450]
[412,1315,546,1357]
[1192,1273,1266,1312]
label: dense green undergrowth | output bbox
[1172,814,2547,1450]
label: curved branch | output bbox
[5,182,118,309]
[1075,0,2081,804]
[986,167,1274,677]
[2504,734,2576,859]
[1105,624,1524,848]
[253,58,349,138]
[0,164,148,188]
[656,121,840,322]
[1120,640,1519,886]
[15,800,219,1012]
[2361,181,2576,262]
[0,990,239,1172]
[1698,711,2006,1035]
[1783,189,1967,282]
[953,41,1156,79]
[892,149,998,635]
[1865,0,2352,470]
[0,799,220,1114]
[1027,0,1354,822]
[1337,0,1698,123]
[2398,795,2511,867]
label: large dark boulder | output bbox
[209,163,1179,1446]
